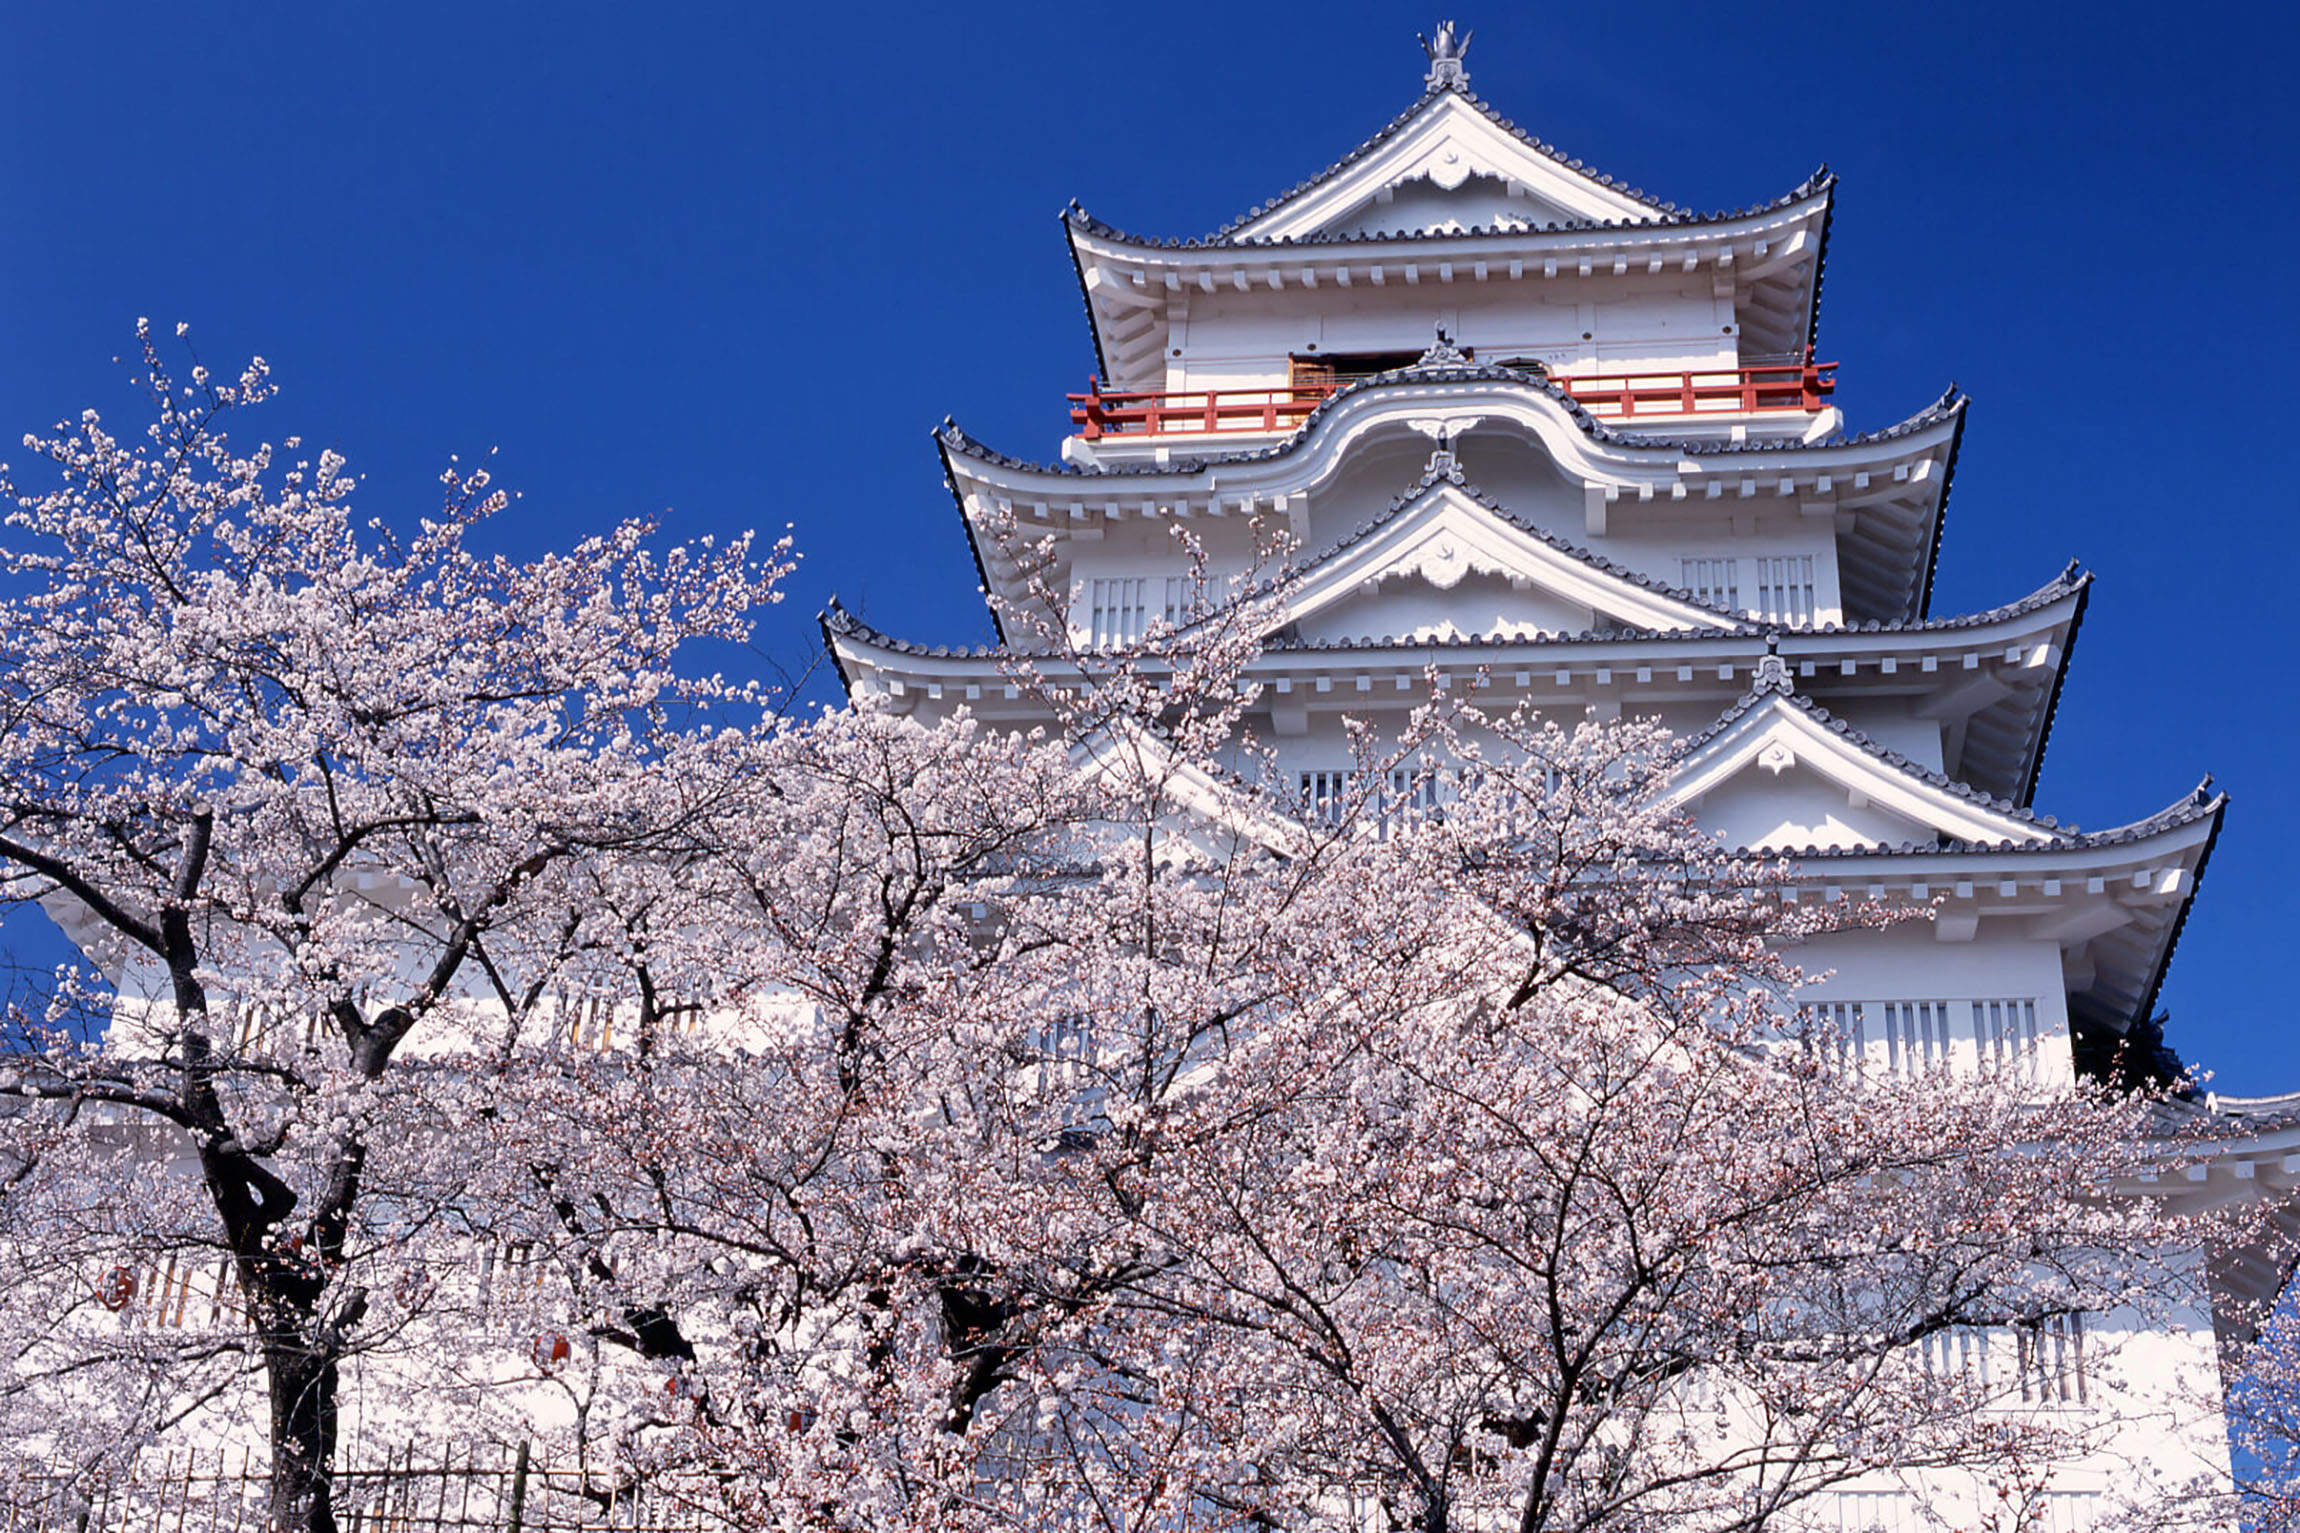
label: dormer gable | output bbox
[1276,462,1747,645]
[1223,88,1664,245]
[1661,668,2060,854]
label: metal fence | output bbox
[0,1446,740,1532]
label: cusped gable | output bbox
[1275,468,1744,646]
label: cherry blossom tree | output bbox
[0,325,788,1531]
[0,336,2248,1533]
[458,581,2239,1533]
[2229,1293,2300,1533]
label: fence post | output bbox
[506,1442,531,1533]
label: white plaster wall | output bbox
[1793,1266,2234,1531]
[1794,925,2075,1086]
[1696,764,1937,853]
[1173,276,1735,393]
[1597,522,1844,627]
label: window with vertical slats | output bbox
[1882,1000,1954,1077]
[1809,997,2043,1081]
[1754,555,1817,626]
[1083,576,1189,647]
[1804,1000,1867,1073]
[1680,558,1739,611]
[1835,1491,1916,1533]
[1299,771,1352,828]
[1974,998,2041,1073]
[1920,1326,1993,1392]
[2018,1313,2087,1406]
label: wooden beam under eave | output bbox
[1084,266,1163,311]
[1584,484,1610,537]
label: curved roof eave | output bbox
[2019,562,2092,807]
[1066,169,1834,253]
[1774,783,2225,864]
[824,563,2086,671]
[1806,174,1837,356]
[2132,786,2228,1031]
[1062,207,1110,386]
[1915,387,1970,621]
[940,366,1964,490]
[819,601,860,702]
[934,424,1010,647]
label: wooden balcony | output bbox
[1067,355,1837,440]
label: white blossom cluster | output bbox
[0,336,2259,1533]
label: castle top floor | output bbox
[1064,31,1834,460]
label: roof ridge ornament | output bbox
[1419,20,1471,91]
[1753,643,1793,696]
[1417,325,1471,369]
[1423,428,1463,483]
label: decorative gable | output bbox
[1662,671,2059,853]
[1225,91,1662,245]
[1276,467,1743,645]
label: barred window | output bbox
[560,991,616,1052]
[2017,1312,2086,1406]
[1084,576,1188,647]
[1974,997,2041,1071]
[2039,1492,2099,1533]
[657,997,706,1037]
[1883,1000,1953,1077]
[1754,555,1817,626]
[1803,1000,1866,1073]
[1835,1491,1917,1533]
[1299,770,1352,828]
[1301,768,1454,835]
[1680,557,1739,611]
[1919,1325,1993,1392]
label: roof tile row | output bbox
[1081,81,1830,250]
[942,362,1963,482]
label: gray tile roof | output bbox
[1269,456,1758,628]
[823,564,2085,667]
[824,595,2214,861]
[2161,1090,2300,1134]
[1068,168,1833,251]
[1670,672,2224,857]
[1251,562,2088,653]
[1067,82,1833,249]
[1779,783,2223,861]
[941,365,1964,481]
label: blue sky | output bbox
[3,3,2294,1089]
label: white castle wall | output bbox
[1171,276,1738,394]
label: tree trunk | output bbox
[265,1346,341,1533]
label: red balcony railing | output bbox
[1067,382,1339,439]
[1565,354,1836,421]
[1067,354,1836,439]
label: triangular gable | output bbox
[1225,92,1661,245]
[1070,718,1307,861]
[1277,475,1743,643]
[1660,682,2058,853]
